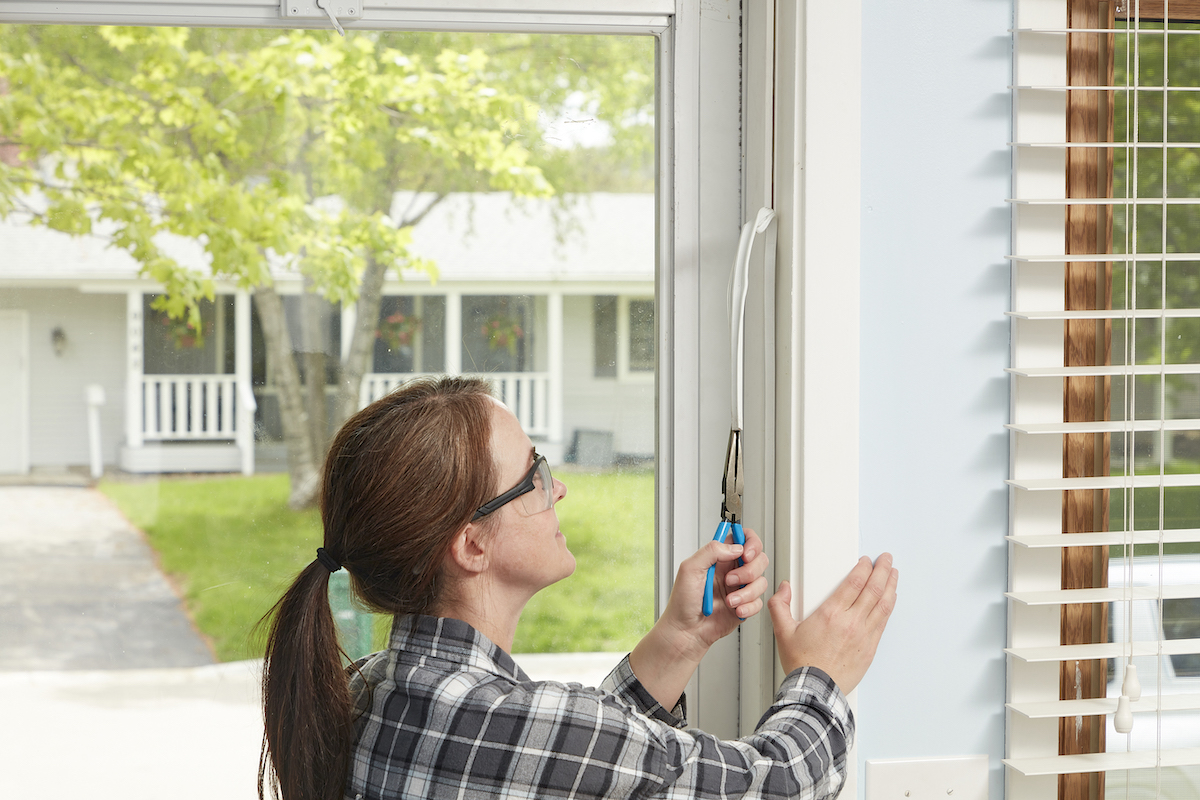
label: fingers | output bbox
[739,527,763,564]
[828,555,875,609]
[767,580,795,633]
[849,553,894,615]
[725,574,769,616]
[866,565,899,630]
[687,537,744,573]
[724,540,768,587]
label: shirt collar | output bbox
[389,614,529,683]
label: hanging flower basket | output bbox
[482,314,524,357]
[377,312,422,351]
[159,312,209,350]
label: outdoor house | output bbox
[0,192,654,476]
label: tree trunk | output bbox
[255,284,322,509]
[301,276,330,457]
[333,192,449,427]
[334,254,388,427]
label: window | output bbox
[592,294,654,380]
[624,297,655,374]
[1009,1,1200,797]
[0,8,686,794]
[592,295,617,377]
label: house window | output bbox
[461,295,532,374]
[626,298,655,373]
[593,296,617,378]
[142,294,233,376]
[373,295,444,374]
[593,295,654,380]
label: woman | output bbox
[259,376,896,800]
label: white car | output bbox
[1105,554,1200,799]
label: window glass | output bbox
[462,295,533,373]
[593,295,618,378]
[0,21,657,793]
[627,298,655,372]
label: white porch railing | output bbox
[141,375,240,440]
[361,372,552,438]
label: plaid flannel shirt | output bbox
[346,615,853,800]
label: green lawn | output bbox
[100,468,654,661]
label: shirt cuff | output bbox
[599,654,688,727]
[771,666,855,744]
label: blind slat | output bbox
[1005,637,1200,662]
[1007,530,1200,548]
[1009,253,1200,262]
[1007,309,1200,320]
[1004,748,1200,777]
[1007,364,1200,378]
[1007,420,1200,433]
[1010,197,1200,205]
[1009,693,1200,719]
[1016,83,1200,91]
[1007,586,1200,606]
[1007,475,1200,491]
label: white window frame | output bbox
[0,0,864,774]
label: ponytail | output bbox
[258,561,353,800]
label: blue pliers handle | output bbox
[702,520,745,616]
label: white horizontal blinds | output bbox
[1010,1,1200,798]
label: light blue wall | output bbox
[858,1,1012,798]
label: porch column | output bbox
[125,291,143,449]
[340,303,356,362]
[235,290,255,475]
[445,291,462,374]
[547,291,563,451]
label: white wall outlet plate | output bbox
[281,1,363,20]
[865,755,989,800]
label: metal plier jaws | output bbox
[720,429,744,525]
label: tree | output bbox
[0,25,654,507]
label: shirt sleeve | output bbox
[590,663,854,800]
[459,664,854,800]
[598,654,688,727]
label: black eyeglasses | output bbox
[472,454,555,521]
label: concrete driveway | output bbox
[0,485,624,799]
[0,486,213,670]
[0,486,260,800]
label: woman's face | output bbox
[484,402,574,596]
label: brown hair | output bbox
[257,375,500,800]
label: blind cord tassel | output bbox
[1113,664,1140,734]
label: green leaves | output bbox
[0,25,570,319]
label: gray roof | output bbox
[0,192,654,287]
[396,192,654,283]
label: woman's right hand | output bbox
[629,529,770,710]
[767,554,898,695]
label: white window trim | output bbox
[0,3,865,769]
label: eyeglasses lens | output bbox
[517,458,554,516]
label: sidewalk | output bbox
[0,485,624,798]
[0,486,214,669]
